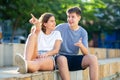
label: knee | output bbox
[86,54,98,63]
[56,56,67,65]
[89,55,98,63]
[28,65,40,73]
[92,55,98,61]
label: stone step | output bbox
[0,58,120,80]
[0,43,120,67]
[98,58,120,80]
[89,48,120,59]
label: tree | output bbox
[1,0,119,44]
[96,0,120,32]
[0,0,54,42]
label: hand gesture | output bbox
[29,14,41,33]
[74,38,83,47]
[29,14,40,25]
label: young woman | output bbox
[15,13,62,73]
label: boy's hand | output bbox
[74,38,83,47]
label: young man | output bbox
[55,7,98,80]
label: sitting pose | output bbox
[55,7,98,80]
[15,13,62,73]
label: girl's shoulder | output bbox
[52,30,61,35]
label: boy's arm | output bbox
[74,38,88,55]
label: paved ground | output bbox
[0,66,33,79]
[0,66,19,78]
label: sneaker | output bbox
[15,54,27,74]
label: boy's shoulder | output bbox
[56,23,68,28]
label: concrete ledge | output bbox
[0,43,120,67]
[98,58,120,80]
[0,44,3,66]
[1,58,120,80]
[89,48,120,59]
[0,44,120,80]
[89,48,106,59]
[0,43,24,67]
[0,67,54,80]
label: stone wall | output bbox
[0,43,120,80]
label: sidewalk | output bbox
[0,66,30,78]
[0,66,54,80]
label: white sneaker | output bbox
[15,54,27,74]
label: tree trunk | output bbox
[10,18,19,43]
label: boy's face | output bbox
[67,12,81,27]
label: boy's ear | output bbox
[78,15,81,21]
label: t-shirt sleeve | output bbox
[55,31,63,42]
[82,31,88,48]
[55,23,64,31]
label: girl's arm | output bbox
[29,14,41,35]
[39,40,62,58]
[47,40,62,56]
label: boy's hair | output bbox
[66,7,82,15]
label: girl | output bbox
[15,13,62,73]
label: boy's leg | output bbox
[56,55,70,80]
[81,54,98,80]
[56,54,98,80]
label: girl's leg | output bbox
[21,32,54,73]
[28,57,54,72]
[24,33,38,60]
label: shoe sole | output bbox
[15,54,27,74]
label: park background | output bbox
[0,0,120,80]
[0,0,120,49]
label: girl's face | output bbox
[44,16,56,31]
[67,12,81,27]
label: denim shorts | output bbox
[55,54,84,71]
[38,50,56,69]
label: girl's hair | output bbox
[39,13,54,33]
[66,6,82,16]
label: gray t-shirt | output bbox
[56,23,88,55]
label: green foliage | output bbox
[0,0,120,41]
[96,0,120,33]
